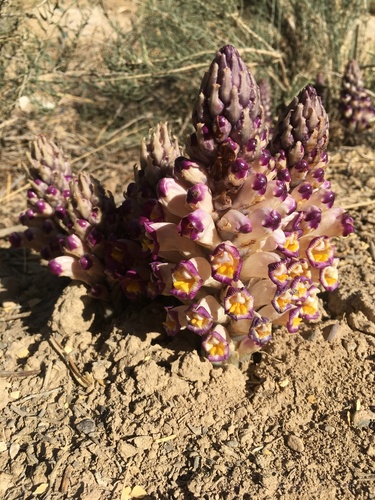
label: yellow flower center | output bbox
[292,316,302,328]
[217,261,234,279]
[190,316,205,328]
[209,344,225,357]
[275,295,290,310]
[285,234,299,253]
[325,275,337,286]
[173,269,196,294]
[229,302,247,316]
[303,303,317,316]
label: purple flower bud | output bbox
[321,189,335,208]
[177,209,221,248]
[297,182,313,200]
[213,115,231,142]
[19,209,35,225]
[90,284,109,300]
[177,210,205,241]
[301,206,322,231]
[27,190,37,200]
[45,185,58,197]
[272,180,288,200]
[263,209,281,231]
[341,213,354,236]
[55,206,67,220]
[87,228,103,248]
[25,228,35,241]
[9,232,22,247]
[246,138,257,153]
[79,254,93,271]
[229,158,248,180]
[35,199,52,215]
[252,173,267,194]
[186,183,208,205]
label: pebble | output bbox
[76,418,96,435]
[9,443,20,460]
[352,410,375,428]
[224,440,239,448]
[324,425,335,435]
[286,434,305,453]
[342,339,357,352]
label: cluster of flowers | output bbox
[10,45,354,365]
[340,59,375,134]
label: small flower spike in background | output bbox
[340,59,375,137]
[10,45,354,365]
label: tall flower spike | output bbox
[139,122,181,188]
[28,134,72,188]
[270,85,329,187]
[340,59,375,135]
[187,45,267,173]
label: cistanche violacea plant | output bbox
[10,45,354,365]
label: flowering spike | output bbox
[340,60,375,135]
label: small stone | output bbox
[324,425,335,435]
[117,441,138,459]
[342,339,357,352]
[133,436,153,450]
[9,442,20,460]
[286,434,304,452]
[76,418,95,435]
[235,407,247,419]
[224,440,239,448]
[352,409,375,428]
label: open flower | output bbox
[223,284,254,320]
[210,242,242,285]
[201,325,230,364]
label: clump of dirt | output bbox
[0,146,374,499]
